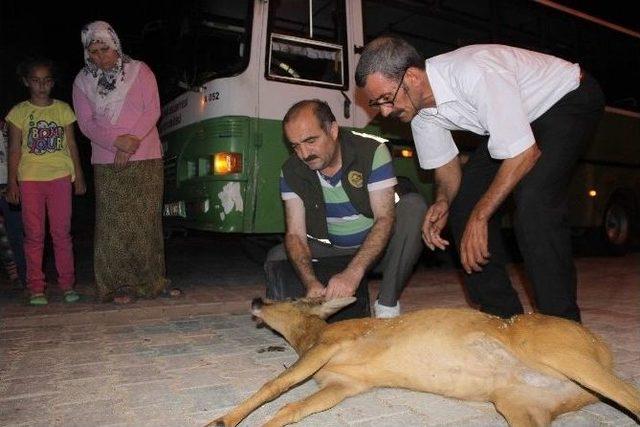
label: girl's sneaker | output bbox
[64,290,80,303]
[29,294,48,306]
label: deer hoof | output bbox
[204,418,227,427]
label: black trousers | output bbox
[449,74,605,322]
[264,254,371,322]
[263,192,427,321]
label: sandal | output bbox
[64,290,80,303]
[113,287,136,305]
[30,293,48,306]
[113,294,135,304]
[160,287,183,298]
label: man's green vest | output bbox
[282,131,381,241]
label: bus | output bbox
[151,0,428,238]
[145,0,639,254]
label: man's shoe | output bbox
[374,300,400,318]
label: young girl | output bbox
[5,58,86,305]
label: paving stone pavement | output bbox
[0,254,638,426]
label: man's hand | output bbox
[324,270,361,299]
[460,214,490,274]
[422,199,450,250]
[305,281,326,298]
[113,134,140,154]
[114,150,132,170]
[456,144,541,274]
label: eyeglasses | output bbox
[28,77,54,86]
[367,68,407,109]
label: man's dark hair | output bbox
[283,99,336,135]
[355,35,424,87]
[17,57,56,81]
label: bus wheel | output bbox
[602,196,632,255]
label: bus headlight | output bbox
[213,152,242,175]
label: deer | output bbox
[208,297,640,427]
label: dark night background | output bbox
[2,0,638,198]
[1,0,639,116]
[0,0,176,115]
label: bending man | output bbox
[356,36,604,321]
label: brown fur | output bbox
[207,297,640,427]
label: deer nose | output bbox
[251,298,264,310]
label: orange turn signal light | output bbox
[213,152,242,175]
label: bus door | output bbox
[248,0,372,233]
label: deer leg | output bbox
[494,395,552,427]
[206,344,337,427]
[262,382,366,427]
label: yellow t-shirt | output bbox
[5,100,76,181]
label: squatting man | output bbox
[263,99,427,318]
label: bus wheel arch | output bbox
[601,190,637,255]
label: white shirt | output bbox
[411,44,581,169]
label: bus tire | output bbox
[601,195,634,256]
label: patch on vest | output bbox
[347,170,364,188]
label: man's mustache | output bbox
[388,109,403,119]
[304,155,319,162]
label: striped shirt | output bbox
[281,143,397,248]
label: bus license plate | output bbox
[163,201,186,218]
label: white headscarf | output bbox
[75,21,141,124]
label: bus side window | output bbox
[268,34,344,86]
[266,0,347,89]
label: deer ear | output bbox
[316,297,357,319]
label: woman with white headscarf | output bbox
[73,21,177,304]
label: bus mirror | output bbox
[341,92,351,119]
[177,81,206,93]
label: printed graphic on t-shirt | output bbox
[27,115,64,155]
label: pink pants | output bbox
[20,176,74,294]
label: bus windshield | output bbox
[142,0,253,100]
[181,0,253,82]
